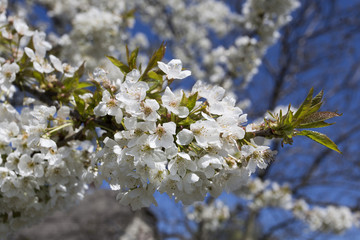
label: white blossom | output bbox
[158,59,191,80]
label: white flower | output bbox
[49,55,76,77]
[138,99,160,121]
[94,90,123,124]
[125,69,141,84]
[116,184,157,210]
[118,118,156,148]
[157,59,191,79]
[25,47,54,73]
[33,31,52,58]
[0,62,20,84]
[148,122,176,149]
[197,154,224,178]
[217,115,245,140]
[116,81,149,105]
[175,172,200,195]
[126,134,167,169]
[161,87,189,118]
[18,153,44,177]
[13,18,33,36]
[242,145,270,175]
[190,119,221,148]
[0,167,15,188]
[168,152,197,178]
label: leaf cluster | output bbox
[265,88,342,153]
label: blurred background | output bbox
[6,0,360,239]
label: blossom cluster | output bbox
[0,9,94,235]
[94,62,276,210]
[237,178,360,233]
[18,0,299,91]
[293,200,359,233]
[186,200,230,232]
[0,103,94,235]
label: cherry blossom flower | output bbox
[94,90,123,124]
[148,122,176,149]
[157,59,191,79]
[161,87,189,118]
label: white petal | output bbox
[50,55,63,72]
[93,102,107,116]
[177,106,189,118]
[177,70,191,79]
[176,129,194,145]
[185,172,199,183]
[24,47,36,60]
[163,122,176,135]
[157,61,169,74]
[39,138,57,149]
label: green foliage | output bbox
[141,42,166,79]
[297,130,341,153]
[180,91,198,112]
[106,55,130,74]
[263,88,341,153]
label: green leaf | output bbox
[297,130,341,153]
[284,105,293,125]
[74,61,86,79]
[311,90,324,106]
[267,111,277,120]
[107,56,130,74]
[147,71,163,81]
[141,42,166,78]
[306,101,323,116]
[179,91,188,106]
[298,121,334,129]
[74,88,91,96]
[33,71,44,82]
[77,82,93,89]
[187,92,198,111]
[293,88,314,121]
[122,9,135,19]
[125,45,130,64]
[178,117,196,126]
[302,111,342,124]
[74,95,85,115]
[63,76,78,90]
[129,48,139,69]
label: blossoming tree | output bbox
[1,0,359,239]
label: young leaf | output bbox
[284,105,293,125]
[142,42,166,77]
[180,91,188,107]
[293,88,314,122]
[302,111,342,124]
[74,95,85,115]
[297,121,334,129]
[187,92,198,111]
[147,71,163,81]
[125,45,130,64]
[63,76,78,90]
[311,90,324,106]
[107,56,130,74]
[178,117,196,126]
[77,82,93,89]
[129,48,139,69]
[306,101,323,116]
[74,61,86,79]
[297,130,341,153]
